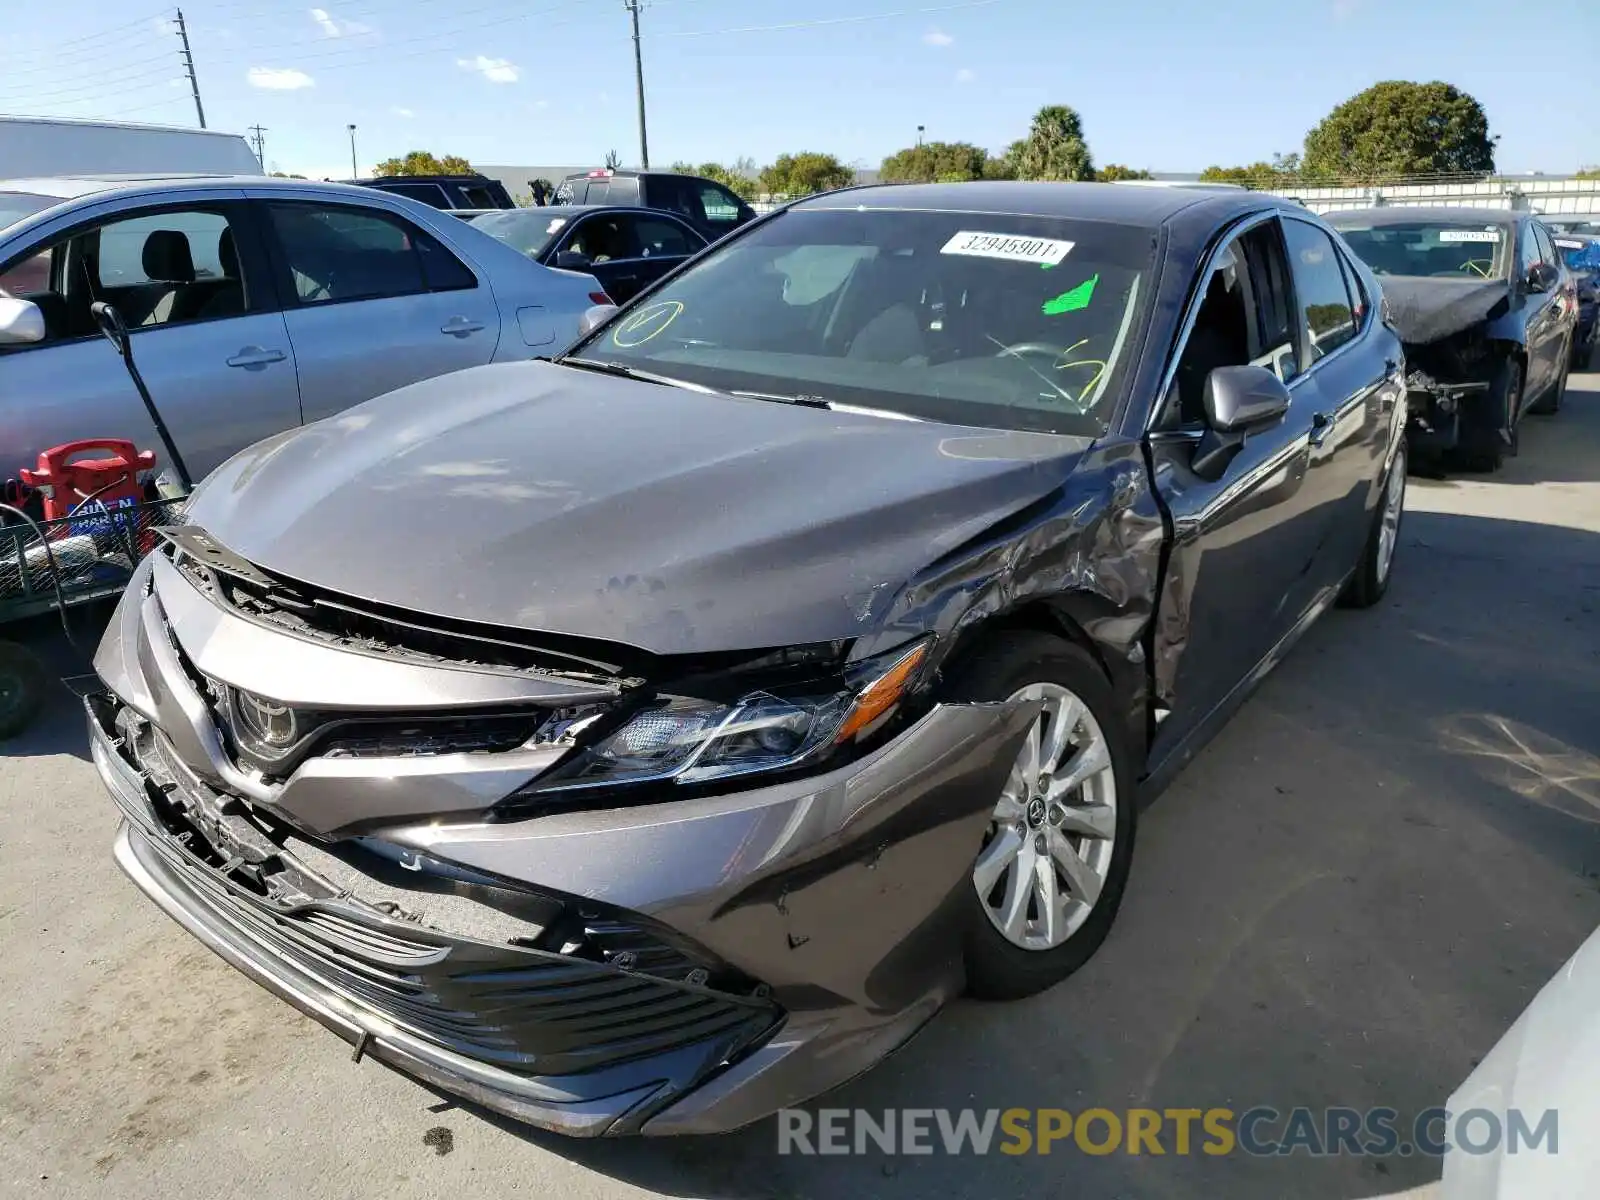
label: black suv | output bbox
[553,169,755,241]
[351,173,515,211]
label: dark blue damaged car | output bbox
[90,182,1407,1136]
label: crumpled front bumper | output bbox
[91,559,1036,1136]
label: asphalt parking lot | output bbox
[3,373,1598,1200]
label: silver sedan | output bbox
[0,176,607,481]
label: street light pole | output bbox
[917,125,925,147]
[348,124,358,178]
[624,0,649,168]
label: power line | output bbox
[3,8,176,54]
[0,63,186,106]
[664,0,1006,38]
[0,40,177,80]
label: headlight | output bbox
[522,638,930,795]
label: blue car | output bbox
[1553,232,1600,369]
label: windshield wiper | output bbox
[558,358,718,393]
[731,389,833,409]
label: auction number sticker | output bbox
[1438,229,1501,243]
[1555,238,1585,250]
[940,230,1074,265]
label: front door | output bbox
[1144,217,1330,763]
[0,199,300,482]
[258,199,500,425]
[556,211,703,304]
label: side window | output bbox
[1532,223,1558,270]
[1163,221,1296,428]
[267,203,429,305]
[459,184,496,208]
[630,216,698,258]
[606,177,641,205]
[1283,219,1356,363]
[1334,244,1368,329]
[415,230,477,291]
[564,215,634,263]
[652,178,703,224]
[385,182,450,208]
[698,183,742,224]
[552,179,579,205]
[0,248,53,298]
[584,178,611,203]
[1517,224,1541,277]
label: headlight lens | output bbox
[525,639,929,794]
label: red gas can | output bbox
[20,439,155,522]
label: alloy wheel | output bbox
[972,682,1118,951]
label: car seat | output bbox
[135,230,197,325]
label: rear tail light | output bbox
[589,291,613,305]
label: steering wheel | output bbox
[994,340,1108,409]
[994,341,1065,361]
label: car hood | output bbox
[1379,275,1513,346]
[184,361,1089,656]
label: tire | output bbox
[1529,356,1566,415]
[1459,357,1521,472]
[1341,443,1406,609]
[941,631,1137,1001]
[0,640,47,740]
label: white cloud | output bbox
[955,67,977,84]
[248,67,315,90]
[309,7,373,37]
[392,106,415,118]
[923,27,954,47]
[456,54,519,84]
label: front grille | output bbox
[99,696,780,1079]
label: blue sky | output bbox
[5,0,1596,178]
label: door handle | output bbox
[1309,411,1335,446]
[226,346,286,368]
[440,316,486,337]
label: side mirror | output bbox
[1192,365,1291,481]
[0,295,45,345]
[577,303,619,338]
[554,250,592,271]
[91,300,131,357]
[1526,262,1559,294]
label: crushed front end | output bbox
[89,533,1033,1135]
[1400,327,1500,458]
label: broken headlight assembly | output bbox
[514,638,931,798]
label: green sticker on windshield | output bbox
[1043,274,1098,316]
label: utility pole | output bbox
[174,9,206,128]
[624,0,649,168]
[248,125,267,169]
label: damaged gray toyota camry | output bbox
[89,182,1407,1137]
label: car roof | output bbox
[790,180,1274,226]
[360,174,493,183]
[0,174,448,205]
[1323,205,1521,227]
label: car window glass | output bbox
[1283,219,1356,364]
[415,230,476,290]
[385,182,450,208]
[1335,221,1510,280]
[1517,225,1541,277]
[581,208,1156,436]
[698,183,742,224]
[585,178,610,203]
[460,184,496,208]
[631,216,698,258]
[1334,244,1368,328]
[95,210,231,286]
[268,203,426,304]
[566,216,633,263]
[553,180,579,204]
[1532,223,1558,269]
[0,248,53,298]
[1165,223,1296,428]
[606,177,640,204]
[653,178,704,225]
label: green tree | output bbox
[604,148,622,170]
[1301,81,1496,182]
[1010,105,1095,182]
[372,150,474,176]
[879,141,990,184]
[1198,162,1283,187]
[669,159,758,200]
[758,152,855,197]
[1095,164,1152,181]
[1575,166,1600,180]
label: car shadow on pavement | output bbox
[466,505,1600,1200]
[0,605,111,761]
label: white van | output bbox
[0,116,261,178]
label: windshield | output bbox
[471,209,574,258]
[0,191,56,237]
[1331,220,1512,280]
[567,208,1155,435]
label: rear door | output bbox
[1144,215,1329,761]
[258,197,499,425]
[0,194,300,482]
[1517,221,1561,402]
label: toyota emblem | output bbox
[232,688,298,749]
